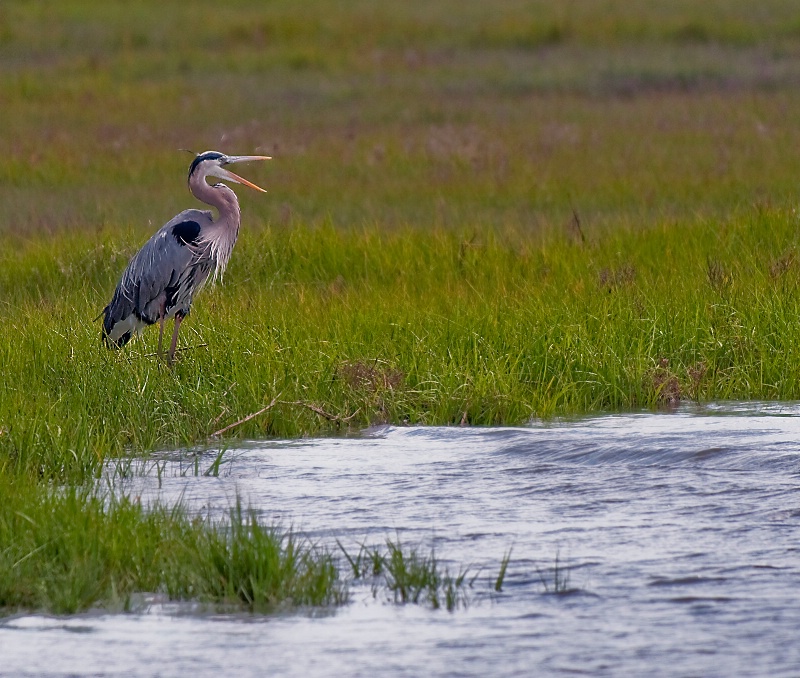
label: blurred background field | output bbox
[3,0,800,235]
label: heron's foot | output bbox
[153,346,175,367]
[165,343,186,366]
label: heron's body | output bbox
[102,150,269,362]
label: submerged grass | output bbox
[339,538,472,611]
[4,0,800,613]
[537,552,574,595]
[495,549,513,593]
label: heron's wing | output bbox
[103,210,213,339]
[127,226,196,318]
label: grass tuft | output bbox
[339,538,471,611]
[199,502,344,609]
[0,479,344,614]
[495,548,513,592]
[537,552,574,595]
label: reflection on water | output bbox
[3,402,800,677]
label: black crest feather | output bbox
[188,151,225,179]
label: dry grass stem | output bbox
[209,394,282,438]
[210,396,359,438]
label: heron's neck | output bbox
[189,174,241,228]
[189,174,241,280]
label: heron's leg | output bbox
[168,312,184,365]
[156,299,167,360]
[157,315,166,359]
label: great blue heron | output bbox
[102,150,270,363]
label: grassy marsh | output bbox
[3,0,800,613]
[4,213,800,481]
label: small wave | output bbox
[648,576,728,587]
[484,405,800,469]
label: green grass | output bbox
[1,475,505,615]
[4,0,800,614]
[4,213,800,481]
[495,549,513,593]
[0,479,344,614]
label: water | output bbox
[3,402,800,677]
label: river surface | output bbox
[2,402,799,677]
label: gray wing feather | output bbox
[103,209,213,344]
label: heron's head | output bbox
[188,150,271,192]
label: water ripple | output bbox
[3,402,800,677]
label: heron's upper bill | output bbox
[224,155,272,165]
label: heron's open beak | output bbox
[221,155,272,192]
